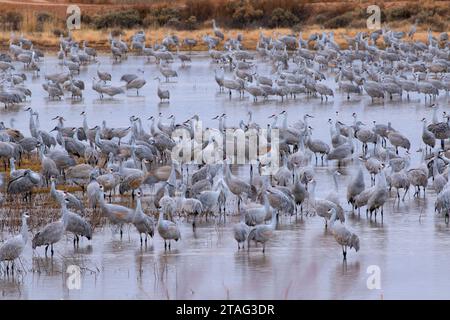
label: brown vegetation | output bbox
[0,1,447,50]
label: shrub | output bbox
[387,5,419,20]
[4,12,23,30]
[52,28,64,37]
[93,10,142,29]
[184,0,214,22]
[36,12,52,32]
[230,0,263,28]
[142,6,180,28]
[111,28,123,37]
[185,15,198,30]
[269,8,299,28]
[323,12,353,28]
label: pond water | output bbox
[0,53,449,299]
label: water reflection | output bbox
[0,54,448,299]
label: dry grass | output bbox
[0,26,439,52]
[0,0,447,51]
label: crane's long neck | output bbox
[61,201,69,227]
[95,129,102,147]
[433,156,440,177]
[50,179,58,198]
[333,174,339,192]
[329,209,337,229]
[377,170,387,188]
[432,108,438,124]
[9,159,15,174]
[263,192,270,213]
[83,115,88,132]
[269,198,277,229]
[422,120,427,133]
[215,116,222,133]
[136,118,143,136]
[20,216,28,244]
[136,197,142,216]
[282,114,287,130]
[29,112,36,137]
[150,118,156,135]
[97,190,106,207]
[35,113,40,130]
[271,116,278,128]
[329,122,336,138]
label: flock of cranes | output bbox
[0,21,449,276]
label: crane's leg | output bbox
[402,187,409,201]
[51,244,54,256]
[45,245,49,257]
[140,234,143,245]
[164,240,167,251]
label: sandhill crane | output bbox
[157,207,181,251]
[176,46,191,67]
[132,191,155,245]
[38,144,59,185]
[247,200,277,253]
[176,184,203,229]
[328,208,360,260]
[32,214,66,257]
[197,179,226,222]
[223,161,255,210]
[308,179,345,228]
[387,130,410,154]
[367,169,388,220]
[233,201,250,250]
[314,83,334,101]
[159,65,178,82]
[432,153,447,195]
[97,185,134,238]
[305,126,330,165]
[60,196,92,246]
[154,77,170,102]
[97,63,111,83]
[407,148,429,197]
[427,114,450,150]
[292,178,308,215]
[7,168,41,202]
[212,19,224,40]
[421,118,436,154]
[0,213,29,273]
[215,67,225,92]
[363,81,384,102]
[243,188,272,226]
[347,161,366,211]
[327,128,354,167]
